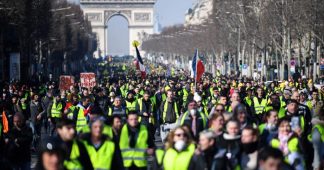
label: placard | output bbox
[59,76,75,90]
[80,73,96,89]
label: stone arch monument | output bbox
[80,0,155,57]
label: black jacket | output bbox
[189,148,228,170]
[59,137,94,170]
[6,125,33,164]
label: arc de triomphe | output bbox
[80,0,155,57]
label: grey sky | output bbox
[68,0,195,55]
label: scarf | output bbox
[278,132,293,155]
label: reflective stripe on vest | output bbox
[64,140,83,170]
[76,108,87,132]
[107,107,113,116]
[21,103,27,110]
[162,102,179,123]
[180,111,207,128]
[163,148,193,170]
[83,140,115,170]
[119,124,148,168]
[126,101,137,113]
[182,89,189,102]
[138,98,154,124]
[253,97,267,114]
[51,100,63,118]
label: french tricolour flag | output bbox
[191,49,205,81]
[134,43,146,79]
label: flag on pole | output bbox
[2,111,9,133]
[133,41,146,79]
[191,49,205,81]
[191,49,198,78]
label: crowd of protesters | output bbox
[0,72,324,170]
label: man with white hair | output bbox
[188,130,227,169]
[194,93,208,117]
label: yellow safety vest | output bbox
[107,107,113,116]
[126,100,137,113]
[67,105,76,120]
[162,101,179,123]
[270,137,303,166]
[51,100,63,118]
[83,139,115,170]
[180,111,207,128]
[119,124,148,168]
[63,140,83,170]
[253,97,267,115]
[244,97,252,107]
[258,123,267,135]
[155,149,165,166]
[306,101,313,111]
[80,125,113,139]
[308,124,324,142]
[138,98,155,124]
[264,106,286,119]
[163,147,194,170]
[182,89,189,103]
[76,108,87,132]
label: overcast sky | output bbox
[69,0,195,55]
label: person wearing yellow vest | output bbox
[253,87,267,119]
[75,96,92,133]
[181,85,190,109]
[162,126,195,170]
[310,108,324,170]
[107,97,127,122]
[179,101,207,141]
[48,93,64,136]
[244,88,253,107]
[56,119,93,170]
[283,99,308,135]
[159,90,179,142]
[119,112,155,170]
[263,93,286,119]
[194,94,209,118]
[208,87,220,107]
[137,91,156,141]
[270,118,305,170]
[137,92,155,126]
[82,118,124,170]
[78,106,114,140]
[63,94,79,120]
[259,110,278,144]
[125,91,139,114]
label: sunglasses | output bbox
[216,109,224,112]
[175,133,186,137]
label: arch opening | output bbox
[106,14,130,56]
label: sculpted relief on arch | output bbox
[105,10,132,22]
